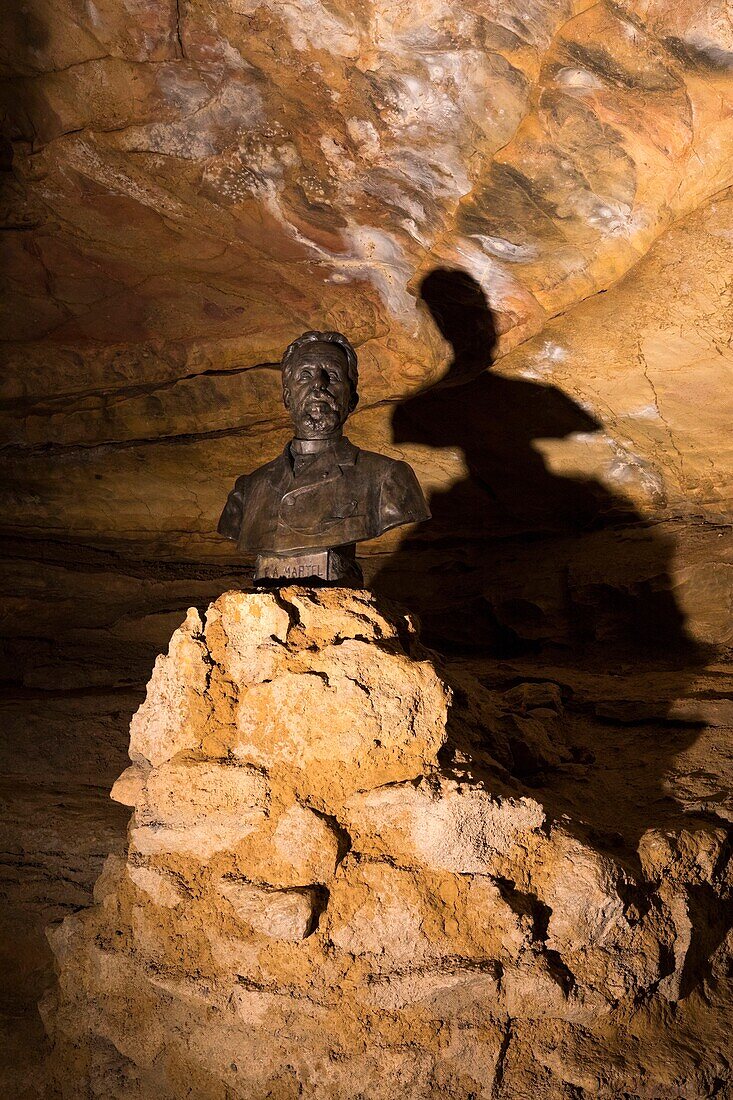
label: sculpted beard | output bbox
[298,390,341,435]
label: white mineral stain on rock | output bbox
[518,340,568,378]
[120,82,265,160]
[685,37,733,70]
[154,67,213,114]
[585,199,635,236]
[605,438,665,500]
[346,117,381,156]
[319,134,356,172]
[454,239,534,316]
[625,403,660,419]
[561,430,600,447]
[85,0,102,28]
[471,234,539,262]
[337,224,417,321]
[65,139,185,215]
[554,67,606,91]
[278,0,359,56]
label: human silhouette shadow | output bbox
[374,269,694,656]
[373,270,713,892]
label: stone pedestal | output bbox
[42,589,727,1099]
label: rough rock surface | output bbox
[43,590,733,1098]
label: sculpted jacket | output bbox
[218,436,430,553]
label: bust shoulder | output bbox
[352,446,400,469]
[353,448,430,532]
[354,448,413,479]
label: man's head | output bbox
[281,330,359,439]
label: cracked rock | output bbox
[42,589,733,1099]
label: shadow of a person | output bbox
[373,270,716,929]
[374,268,693,657]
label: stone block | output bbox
[342,777,545,876]
[129,609,212,767]
[218,879,318,942]
[43,589,730,1097]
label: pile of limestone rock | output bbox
[43,588,731,1098]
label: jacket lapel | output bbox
[260,446,294,493]
[277,437,361,535]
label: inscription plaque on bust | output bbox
[218,330,430,585]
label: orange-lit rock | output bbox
[42,591,733,1097]
[2,0,733,565]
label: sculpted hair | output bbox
[281,330,359,408]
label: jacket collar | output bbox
[282,435,358,471]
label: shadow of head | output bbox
[396,267,602,458]
[418,268,498,384]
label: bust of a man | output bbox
[218,330,430,584]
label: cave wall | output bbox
[2,0,732,580]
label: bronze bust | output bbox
[218,330,430,584]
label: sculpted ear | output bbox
[349,389,359,413]
[283,383,291,410]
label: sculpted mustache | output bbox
[303,390,338,410]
